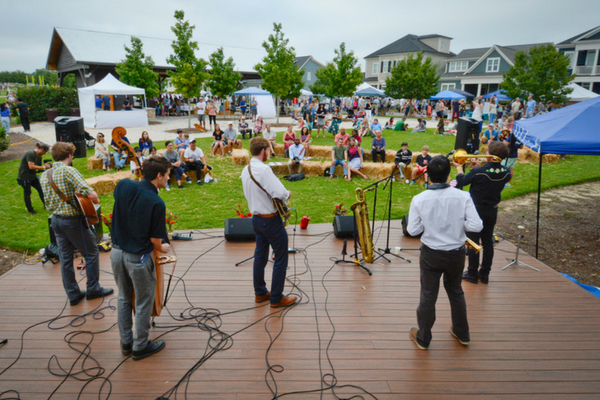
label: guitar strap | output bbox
[46,168,75,208]
[247,163,276,203]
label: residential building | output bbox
[557,25,600,94]
[363,34,455,90]
[438,43,551,97]
[294,56,324,90]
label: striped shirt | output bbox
[40,162,93,217]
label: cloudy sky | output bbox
[2,0,600,73]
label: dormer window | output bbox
[486,58,500,73]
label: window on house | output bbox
[486,58,500,73]
[440,40,445,51]
[382,62,389,73]
[448,61,468,73]
[307,72,311,81]
[393,60,397,68]
[564,51,575,69]
[441,83,455,91]
[585,51,596,66]
[372,63,378,75]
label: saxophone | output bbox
[350,188,374,263]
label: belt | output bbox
[52,214,82,220]
[254,212,278,218]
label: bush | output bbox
[15,86,78,122]
[0,124,10,155]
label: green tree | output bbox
[167,10,209,127]
[310,63,336,99]
[208,47,241,107]
[502,44,574,104]
[33,69,58,86]
[62,74,77,89]
[115,36,160,99]
[385,52,439,101]
[254,23,303,123]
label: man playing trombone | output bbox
[455,141,511,284]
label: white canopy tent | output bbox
[233,87,276,119]
[566,83,599,102]
[78,74,148,129]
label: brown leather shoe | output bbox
[255,292,271,303]
[409,328,428,350]
[270,295,298,308]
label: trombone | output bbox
[451,149,501,165]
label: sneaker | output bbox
[410,180,415,185]
[178,184,184,189]
[450,327,470,346]
[132,340,165,361]
[197,180,202,185]
[186,177,192,184]
[409,328,428,350]
[392,177,396,182]
[405,179,410,184]
[504,183,512,188]
[462,272,478,284]
[165,184,171,191]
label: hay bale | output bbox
[213,141,243,156]
[360,162,395,179]
[86,171,134,195]
[232,149,250,166]
[303,161,330,176]
[87,156,104,170]
[518,146,561,164]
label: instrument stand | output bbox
[366,179,390,263]
[374,164,411,263]
[335,213,372,275]
[502,227,539,271]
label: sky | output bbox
[2,0,600,73]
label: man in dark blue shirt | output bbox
[110,156,171,360]
[455,141,511,284]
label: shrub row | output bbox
[15,86,78,122]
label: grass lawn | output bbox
[0,90,6,103]
[2,128,600,253]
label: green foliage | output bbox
[166,10,209,100]
[15,86,78,121]
[62,74,77,89]
[310,42,363,101]
[116,36,160,98]
[254,23,303,120]
[33,69,58,86]
[0,124,10,155]
[0,70,28,84]
[385,52,439,99]
[0,69,59,86]
[502,44,574,104]
[208,47,241,99]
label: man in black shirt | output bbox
[16,98,30,132]
[394,142,412,182]
[410,145,432,187]
[110,156,171,360]
[455,141,512,284]
[17,143,50,214]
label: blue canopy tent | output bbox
[483,90,512,101]
[430,90,465,100]
[513,96,600,257]
[354,86,386,97]
[450,88,475,100]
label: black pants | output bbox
[185,161,211,179]
[240,129,252,139]
[18,178,44,212]
[21,114,30,131]
[416,244,469,347]
[466,205,498,278]
[371,149,386,163]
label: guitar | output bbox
[75,193,99,227]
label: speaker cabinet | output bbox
[455,117,480,154]
[55,117,86,158]
[333,215,356,239]
[224,218,255,242]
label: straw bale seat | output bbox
[212,141,243,156]
[271,144,418,163]
[87,156,114,170]
[85,171,135,195]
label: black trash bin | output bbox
[54,117,87,158]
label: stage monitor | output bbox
[455,117,480,154]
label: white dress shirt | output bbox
[408,186,483,251]
[288,143,305,160]
[241,158,290,215]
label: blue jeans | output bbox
[330,159,347,176]
[113,152,126,169]
[50,214,103,302]
[489,113,496,125]
[252,215,288,304]
[111,247,156,351]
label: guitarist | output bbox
[40,142,114,306]
[110,156,171,360]
[241,137,297,309]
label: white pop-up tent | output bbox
[566,83,599,102]
[233,87,276,119]
[78,74,148,129]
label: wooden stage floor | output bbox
[1,220,600,399]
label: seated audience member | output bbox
[174,129,190,158]
[412,118,426,133]
[334,127,350,146]
[238,117,252,139]
[184,139,215,184]
[95,132,111,171]
[110,132,130,170]
[149,146,158,156]
[287,137,305,174]
[138,131,153,156]
[370,119,382,136]
[371,130,386,163]
[211,124,226,156]
[263,124,277,156]
[350,128,363,147]
[434,117,446,135]
[358,119,370,137]
[346,137,368,181]
[410,145,432,187]
[130,147,144,175]
[224,122,242,155]
[384,117,395,130]
[283,125,296,158]
[394,117,408,131]
[300,126,312,151]
[253,116,265,136]
[164,140,191,188]
[481,124,499,144]
[329,137,348,179]
[394,141,412,181]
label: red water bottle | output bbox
[300,216,310,229]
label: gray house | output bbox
[557,25,600,94]
[294,56,324,90]
[438,43,551,96]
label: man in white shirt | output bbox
[241,137,297,308]
[195,98,206,130]
[262,124,277,155]
[184,140,214,184]
[407,155,483,350]
[287,137,305,174]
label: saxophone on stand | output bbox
[351,188,374,263]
